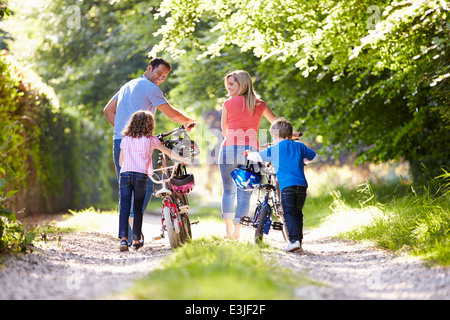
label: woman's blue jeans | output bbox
[118,171,148,241]
[280,186,307,243]
[218,145,257,224]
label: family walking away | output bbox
[246,118,317,252]
[104,58,317,252]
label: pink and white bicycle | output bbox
[149,125,199,248]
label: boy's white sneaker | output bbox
[283,240,302,252]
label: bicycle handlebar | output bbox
[157,123,196,139]
[148,163,180,185]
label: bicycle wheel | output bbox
[179,213,192,244]
[273,176,289,242]
[163,206,181,248]
[255,205,270,243]
[171,192,192,243]
[277,211,289,242]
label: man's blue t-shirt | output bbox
[259,140,316,190]
[113,75,168,140]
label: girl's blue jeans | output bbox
[118,171,148,241]
[114,139,153,243]
[218,145,258,224]
[280,185,307,243]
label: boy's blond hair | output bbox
[270,118,293,140]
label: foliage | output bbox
[332,177,450,266]
[0,49,36,252]
[0,211,35,254]
[1,1,170,210]
[124,237,311,299]
[3,0,164,126]
[0,45,113,215]
[150,0,450,182]
[0,1,10,17]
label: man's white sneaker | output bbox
[283,240,302,252]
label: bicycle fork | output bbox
[161,198,180,237]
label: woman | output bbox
[219,70,277,240]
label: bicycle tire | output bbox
[277,212,289,242]
[163,206,181,248]
[179,213,192,243]
[273,175,289,243]
[255,205,270,243]
[171,189,192,243]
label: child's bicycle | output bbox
[149,125,199,248]
[240,155,289,243]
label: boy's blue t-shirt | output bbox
[113,75,168,140]
[259,140,316,190]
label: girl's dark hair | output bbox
[122,111,155,138]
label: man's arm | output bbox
[103,97,118,127]
[157,103,196,129]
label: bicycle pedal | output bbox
[240,216,252,226]
[191,220,200,225]
[272,221,284,231]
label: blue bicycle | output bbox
[240,160,289,243]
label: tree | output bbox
[150,0,450,182]
[3,0,163,124]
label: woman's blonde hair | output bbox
[225,70,260,115]
[122,110,155,138]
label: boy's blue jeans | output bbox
[218,145,257,224]
[280,186,307,243]
[118,171,148,241]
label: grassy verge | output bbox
[324,175,450,266]
[121,237,313,300]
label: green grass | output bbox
[122,237,314,300]
[329,177,450,266]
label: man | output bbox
[104,57,196,243]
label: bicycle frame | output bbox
[241,151,288,242]
[255,165,284,231]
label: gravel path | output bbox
[1,212,448,300]
[267,228,449,299]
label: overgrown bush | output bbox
[0,50,113,253]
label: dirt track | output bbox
[1,211,449,300]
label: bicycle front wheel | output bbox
[163,206,181,248]
[255,205,270,243]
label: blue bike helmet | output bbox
[230,165,261,191]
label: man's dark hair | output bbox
[148,57,171,71]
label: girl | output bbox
[219,70,278,240]
[118,110,189,251]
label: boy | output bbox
[245,118,317,252]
